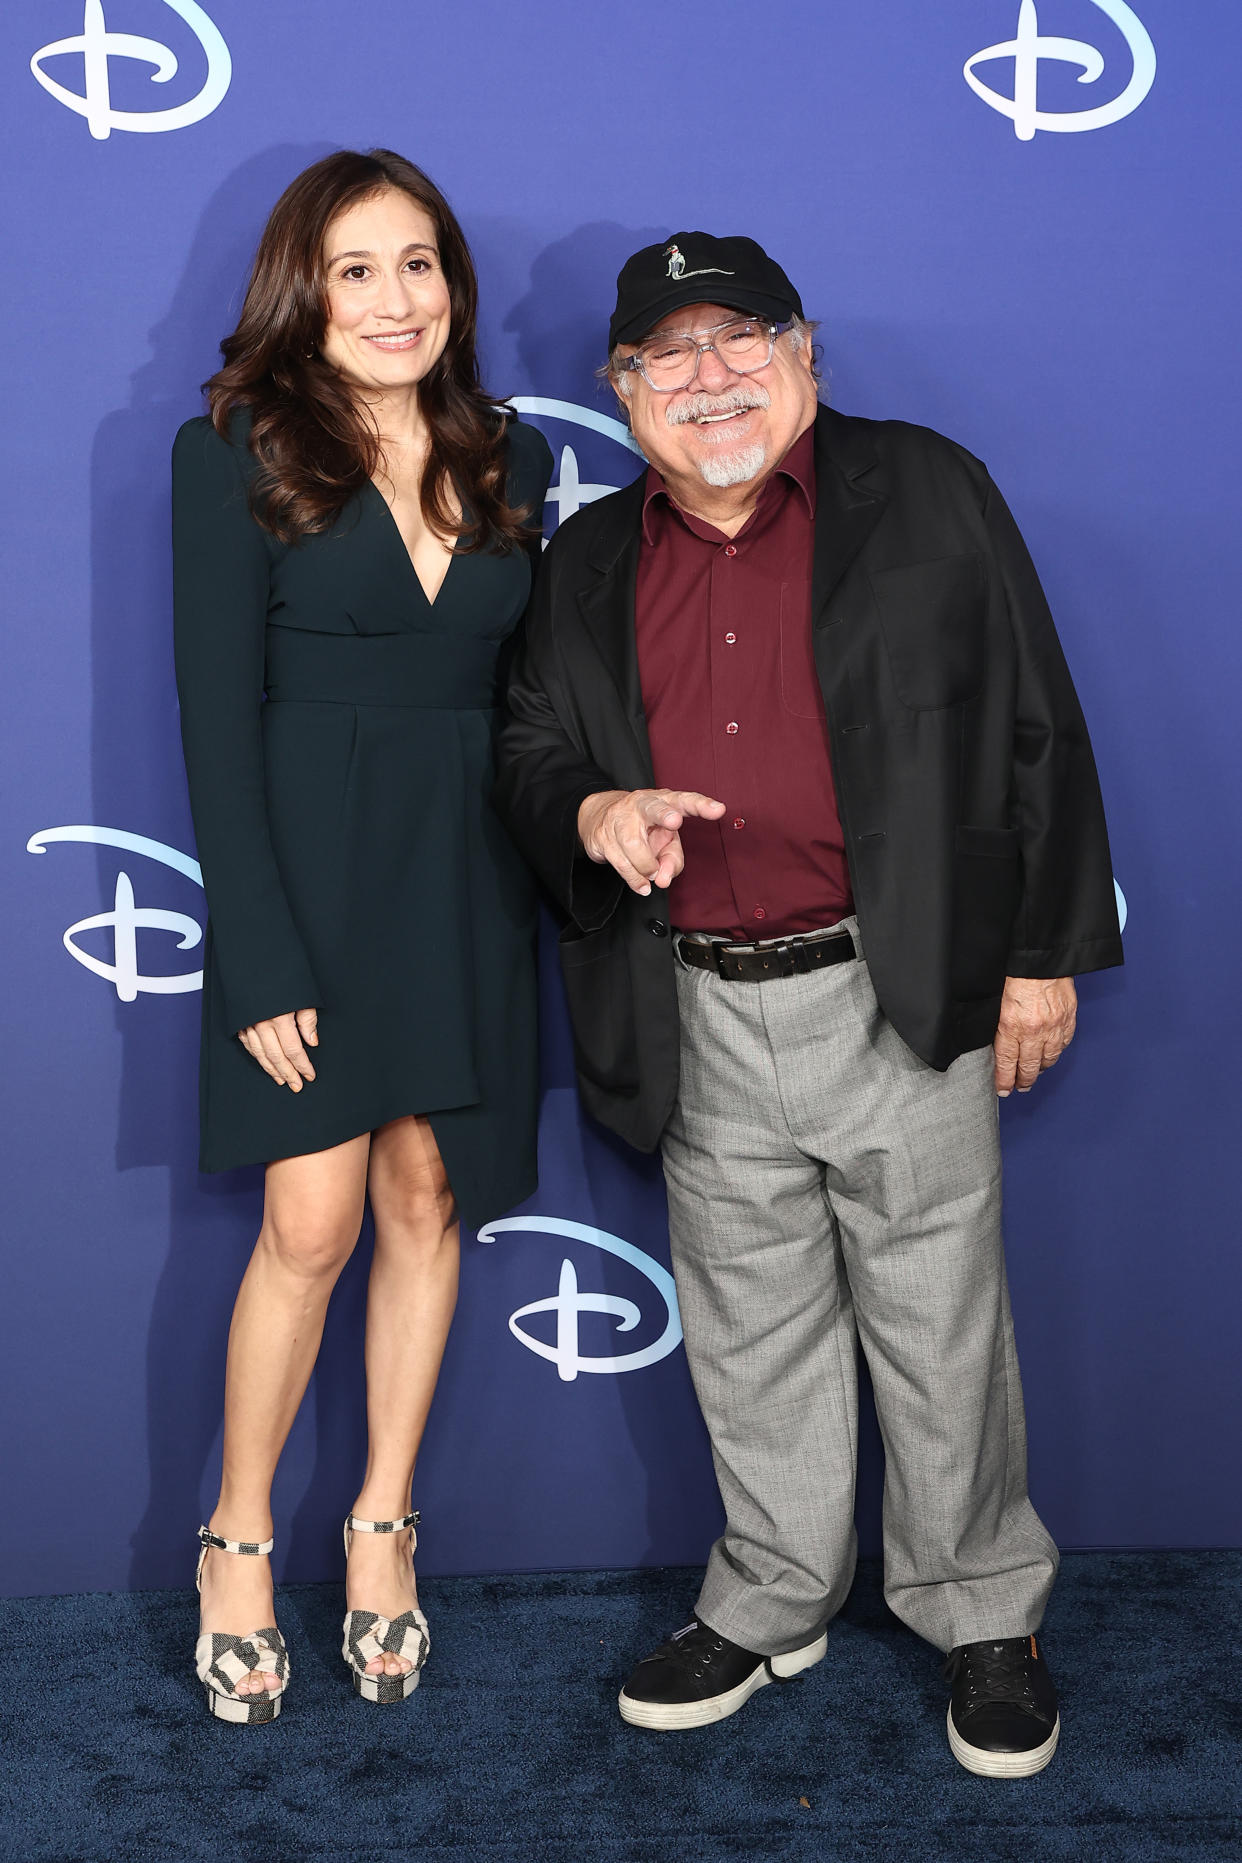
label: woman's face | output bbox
[319,187,452,395]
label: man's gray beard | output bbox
[696,443,767,488]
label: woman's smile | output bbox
[362,328,425,351]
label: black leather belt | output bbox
[675,927,857,982]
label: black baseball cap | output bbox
[609,232,804,350]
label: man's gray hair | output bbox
[603,314,822,398]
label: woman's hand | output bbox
[238,1009,319,1090]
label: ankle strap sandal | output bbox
[342,1512,429,1704]
[194,1525,289,1725]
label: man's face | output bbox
[614,302,818,491]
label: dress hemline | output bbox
[197,1092,479,1175]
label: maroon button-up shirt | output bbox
[634,424,854,939]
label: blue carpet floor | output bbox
[0,1552,1238,1863]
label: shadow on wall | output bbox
[498,219,671,406]
[89,144,373,1591]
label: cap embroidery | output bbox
[664,243,735,282]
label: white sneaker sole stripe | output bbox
[618,1631,827,1730]
[946,1707,1060,1776]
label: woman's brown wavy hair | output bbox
[207,149,534,550]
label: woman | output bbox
[173,149,552,1723]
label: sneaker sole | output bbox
[618,1631,828,1731]
[946,1708,1060,1777]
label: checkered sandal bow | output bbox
[341,1511,430,1703]
[194,1526,289,1724]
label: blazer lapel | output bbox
[811,406,889,622]
[576,479,655,785]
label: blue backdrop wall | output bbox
[2,0,1239,1598]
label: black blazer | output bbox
[495,405,1123,1152]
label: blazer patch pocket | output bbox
[558,923,639,1094]
[869,552,986,710]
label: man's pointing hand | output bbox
[578,789,727,896]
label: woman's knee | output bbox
[258,1204,361,1279]
[371,1158,457,1249]
[369,1120,457,1240]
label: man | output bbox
[495,233,1122,1775]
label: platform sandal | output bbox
[341,1510,430,1703]
[194,1525,290,1724]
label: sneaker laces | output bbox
[942,1637,1039,1710]
[658,1620,729,1675]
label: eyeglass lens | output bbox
[638,319,773,391]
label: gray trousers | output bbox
[660,917,1059,1657]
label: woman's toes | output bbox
[366,1655,386,1675]
[261,1671,281,1691]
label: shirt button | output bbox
[724,544,737,558]
[733,817,746,830]
[725,721,739,736]
[753,907,767,921]
[724,632,737,645]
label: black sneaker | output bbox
[618,1619,827,1730]
[944,1634,1061,1776]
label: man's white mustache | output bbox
[666,387,771,427]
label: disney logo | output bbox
[964,0,1155,140]
[477,1215,682,1382]
[27,825,204,1001]
[31,0,231,141]
[509,398,642,544]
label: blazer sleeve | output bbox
[172,418,321,1032]
[983,475,1124,979]
[494,533,626,933]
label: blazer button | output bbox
[648,919,669,937]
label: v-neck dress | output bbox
[171,410,553,1228]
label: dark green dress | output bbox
[171,410,553,1229]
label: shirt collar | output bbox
[641,419,817,545]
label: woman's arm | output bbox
[172,418,321,1038]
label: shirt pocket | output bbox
[869,552,986,711]
[778,580,824,720]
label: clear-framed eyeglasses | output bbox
[616,316,793,393]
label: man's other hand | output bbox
[993,977,1077,1096]
[577,789,727,896]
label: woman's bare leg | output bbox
[346,1114,460,1679]
[198,1133,372,1693]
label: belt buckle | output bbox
[677,933,721,976]
[714,941,740,979]
[700,939,725,977]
